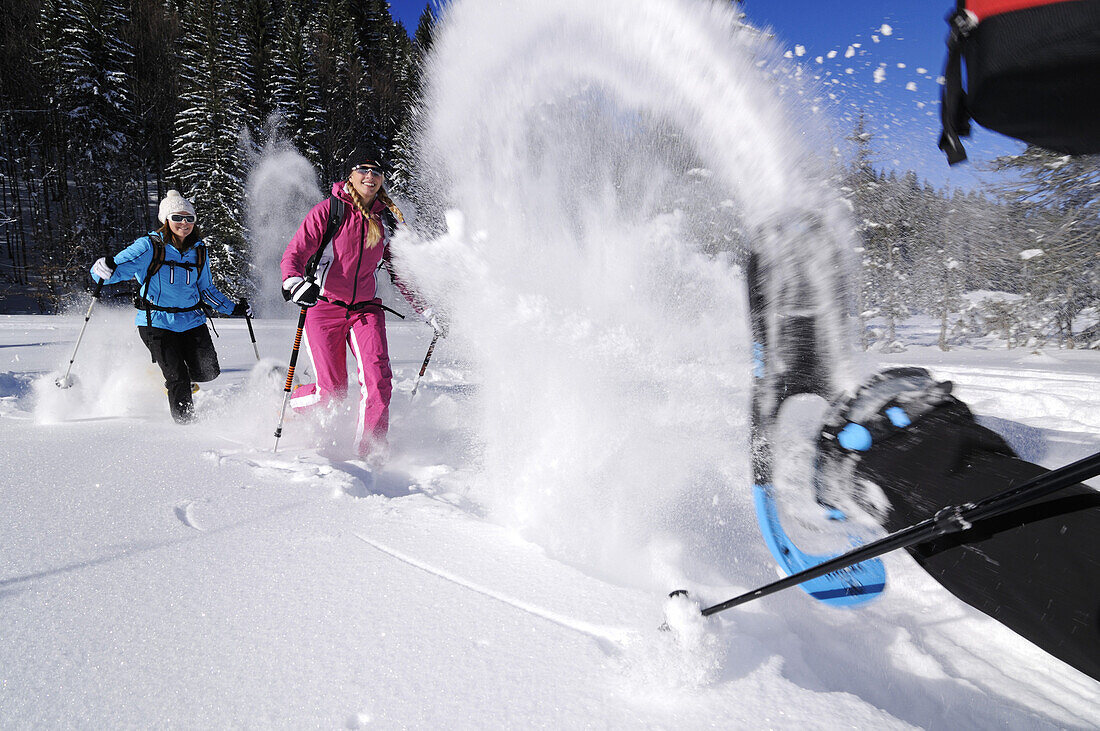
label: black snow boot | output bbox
[816,367,1100,681]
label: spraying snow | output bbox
[244,130,324,317]
[392,0,857,589]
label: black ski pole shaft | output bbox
[699,449,1100,617]
[410,331,440,399]
[244,314,260,361]
[959,448,1100,523]
[273,306,309,452]
[57,279,104,388]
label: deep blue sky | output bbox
[738,0,1022,188]
[386,0,1021,190]
[389,0,437,33]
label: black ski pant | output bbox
[855,401,1100,682]
[138,324,220,423]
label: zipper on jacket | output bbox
[348,210,367,316]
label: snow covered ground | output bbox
[1,308,1098,729]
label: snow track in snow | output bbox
[209,448,376,499]
[354,533,634,647]
[917,364,1100,434]
[173,500,203,531]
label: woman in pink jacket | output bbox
[281,147,442,461]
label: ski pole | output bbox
[684,449,1100,618]
[273,306,309,452]
[56,279,104,389]
[244,313,260,361]
[410,331,440,400]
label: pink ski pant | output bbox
[290,301,392,456]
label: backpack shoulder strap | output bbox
[146,235,167,279]
[305,195,346,279]
[138,234,167,328]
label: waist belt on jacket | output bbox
[133,294,204,314]
[319,296,405,319]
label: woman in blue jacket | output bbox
[90,190,249,423]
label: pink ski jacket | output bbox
[281,182,419,310]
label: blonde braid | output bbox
[377,188,406,225]
[345,181,383,248]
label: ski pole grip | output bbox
[92,279,104,298]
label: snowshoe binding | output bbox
[814,367,957,522]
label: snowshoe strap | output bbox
[939,3,976,164]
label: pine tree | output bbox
[67,0,134,218]
[34,0,78,296]
[308,0,363,179]
[353,0,394,146]
[125,0,182,227]
[238,0,277,146]
[349,0,417,162]
[842,111,889,351]
[927,195,966,351]
[168,0,250,295]
[271,0,323,167]
[33,0,135,294]
[388,3,436,197]
[990,146,1099,347]
[2,0,48,294]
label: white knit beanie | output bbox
[158,190,196,224]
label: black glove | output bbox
[282,277,319,307]
[232,298,253,318]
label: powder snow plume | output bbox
[244,126,324,317]
[391,0,858,591]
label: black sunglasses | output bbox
[169,214,196,223]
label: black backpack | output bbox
[939,0,1100,163]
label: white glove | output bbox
[282,276,319,307]
[92,257,114,282]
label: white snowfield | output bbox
[1,310,1098,729]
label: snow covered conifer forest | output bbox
[1,0,430,308]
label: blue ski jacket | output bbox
[91,233,235,331]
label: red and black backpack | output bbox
[939,0,1100,164]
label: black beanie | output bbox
[345,145,387,174]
